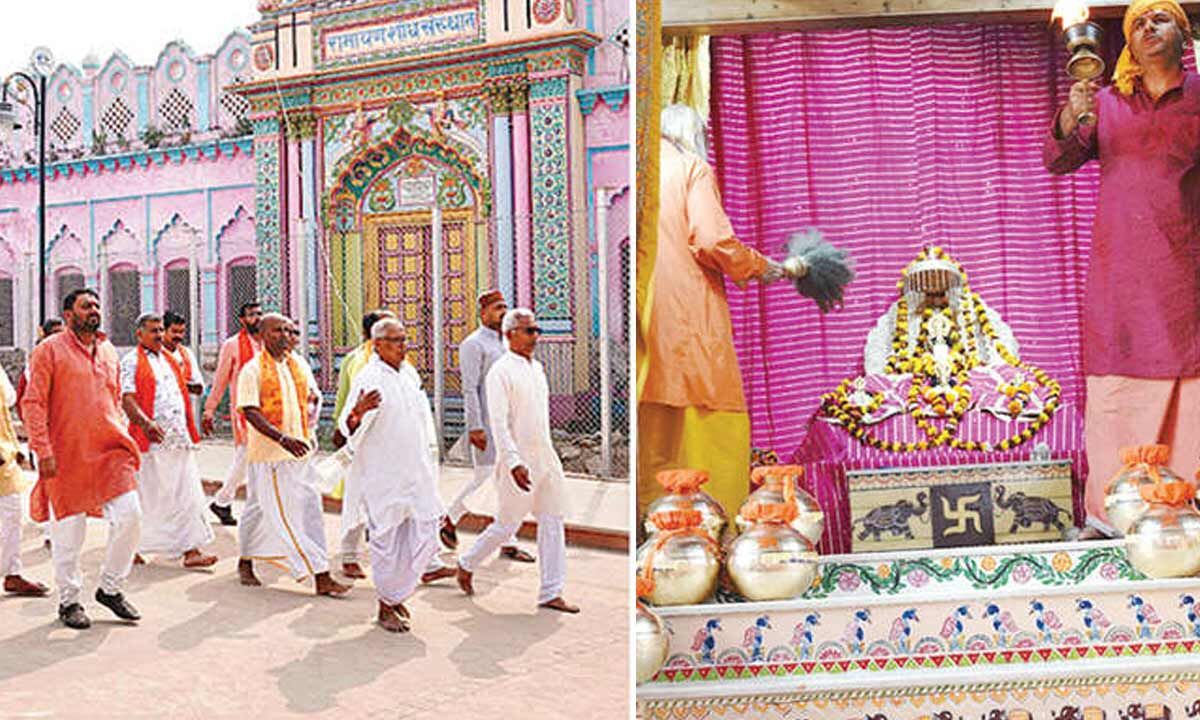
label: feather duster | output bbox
[782,229,855,313]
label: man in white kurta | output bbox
[456,309,578,613]
[235,314,350,597]
[339,318,445,632]
[443,290,531,562]
[119,314,216,568]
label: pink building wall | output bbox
[0,33,255,358]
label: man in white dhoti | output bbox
[442,290,533,563]
[162,311,205,398]
[455,309,579,613]
[331,309,398,579]
[338,318,446,632]
[235,314,350,597]
[120,314,217,569]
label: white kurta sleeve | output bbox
[485,361,524,471]
[460,337,485,432]
[119,350,138,396]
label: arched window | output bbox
[165,262,191,327]
[0,275,13,347]
[226,260,256,337]
[56,270,85,311]
[107,265,140,346]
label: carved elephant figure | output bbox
[994,485,1070,534]
[853,492,929,541]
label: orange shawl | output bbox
[233,329,257,435]
[129,345,201,451]
[259,353,309,439]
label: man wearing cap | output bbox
[1044,0,1200,537]
[440,290,534,564]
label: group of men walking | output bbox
[0,286,578,632]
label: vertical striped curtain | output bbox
[707,22,1147,547]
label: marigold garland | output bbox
[821,247,1061,454]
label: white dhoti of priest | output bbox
[456,309,579,613]
[235,314,350,597]
[338,318,445,632]
[119,314,215,568]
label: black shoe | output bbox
[209,502,237,526]
[439,517,458,550]
[94,589,140,621]
[58,603,91,629]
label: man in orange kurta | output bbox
[202,301,262,525]
[638,105,794,525]
[22,288,143,629]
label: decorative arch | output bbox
[152,213,202,260]
[47,224,86,268]
[326,122,491,233]
[215,205,253,249]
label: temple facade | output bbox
[0,0,630,439]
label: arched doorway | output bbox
[327,122,491,393]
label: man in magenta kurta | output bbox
[1044,0,1200,536]
[22,288,144,628]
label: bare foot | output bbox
[539,596,580,614]
[182,549,218,568]
[238,559,262,587]
[377,601,410,633]
[3,575,49,597]
[420,566,456,584]
[342,562,367,579]
[1076,526,1108,541]
[456,565,474,596]
[315,571,351,597]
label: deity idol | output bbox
[820,247,1061,453]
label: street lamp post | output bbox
[0,49,53,330]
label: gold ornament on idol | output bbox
[1125,473,1200,579]
[643,469,728,540]
[726,501,819,601]
[820,247,1061,453]
[636,503,722,606]
[735,465,825,546]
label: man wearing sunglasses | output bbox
[455,309,578,613]
[441,290,534,563]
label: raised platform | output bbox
[638,539,1200,718]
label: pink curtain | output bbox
[709,22,1151,549]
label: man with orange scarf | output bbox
[235,314,350,596]
[21,288,143,629]
[120,314,216,569]
[1044,0,1200,538]
[203,301,263,526]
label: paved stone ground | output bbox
[0,501,630,719]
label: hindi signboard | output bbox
[320,4,480,63]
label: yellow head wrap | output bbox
[1113,0,1191,95]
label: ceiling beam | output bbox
[663,0,1200,36]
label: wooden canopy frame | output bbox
[663,0,1200,36]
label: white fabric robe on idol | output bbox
[486,352,566,524]
[119,347,213,557]
[337,354,443,534]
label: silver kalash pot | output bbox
[1105,444,1188,536]
[1126,480,1200,579]
[727,501,819,601]
[635,597,670,684]
[643,469,728,541]
[735,465,825,546]
[637,503,721,606]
